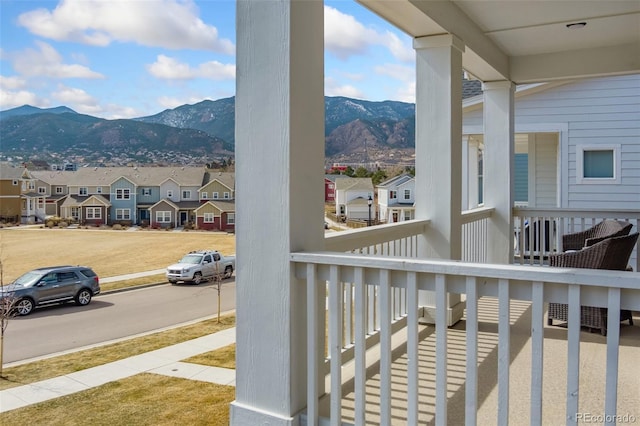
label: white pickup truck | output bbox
[166,250,235,285]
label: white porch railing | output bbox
[513,208,640,270]
[462,207,494,263]
[292,252,640,426]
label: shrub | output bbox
[112,224,123,230]
[59,221,69,228]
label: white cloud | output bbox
[157,95,209,110]
[147,55,235,80]
[12,41,104,79]
[374,63,413,82]
[380,31,414,63]
[50,84,103,115]
[324,5,413,63]
[103,104,140,120]
[325,77,365,99]
[18,0,234,54]
[325,6,377,60]
[0,75,29,90]
[0,88,41,109]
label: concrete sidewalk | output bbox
[100,269,166,283]
[0,327,236,413]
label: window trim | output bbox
[156,211,171,223]
[182,190,191,199]
[227,213,235,225]
[576,144,621,185]
[116,188,131,200]
[86,207,102,219]
[116,208,131,220]
[79,187,88,196]
[203,212,215,223]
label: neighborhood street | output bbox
[3,279,236,364]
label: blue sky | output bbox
[0,0,415,119]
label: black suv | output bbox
[1,266,101,316]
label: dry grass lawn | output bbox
[0,374,235,426]
[0,228,235,282]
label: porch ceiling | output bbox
[357,0,640,83]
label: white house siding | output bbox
[161,180,180,203]
[513,75,640,210]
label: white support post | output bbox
[483,81,515,263]
[413,34,465,326]
[232,1,325,424]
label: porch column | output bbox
[232,1,325,425]
[413,35,465,325]
[483,81,515,263]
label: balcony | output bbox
[290,209,640,425]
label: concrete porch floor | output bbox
[332,297,640,425]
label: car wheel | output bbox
[75,288,92,306]
[193,272,203,285]
[16,298,35,316]
[224,266,233,279]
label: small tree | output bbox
[0,260,17,378]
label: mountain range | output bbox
[0,96,421,166]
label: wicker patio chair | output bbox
[562,219,633,251]
[548,232,639,336]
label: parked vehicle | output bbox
[166,250,235,284]
[1,266,100,316]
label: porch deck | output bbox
[329,298,640,425]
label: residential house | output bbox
[0,162,43,223]
[377,173,415,223]
[31,170,70,218]
[233,2,640,425]
[323,175,338,202]
[195,171,235,231]
[334,177,374,222]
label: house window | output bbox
[79,187,88,195]
[204,212,215,223]
[227,213,235,225]
[390,190,397,199]
[116,209,131,220]
[142,188,152,196]
[403,189,411,200]
[213,192,219,199]
[576,145,620,184]
[28,181,35,190]
[56,187,64,194]
[71,207,79,220]
[167,190,173,198]
[12,180,18,186]
[96,187,102,194]
[201,192,208,199]
[223,192,230,199]
[38,187,46,194]
[156,211,171,223]
[182,190,191,199]
[116,188,131,200]
[86,207,101,219]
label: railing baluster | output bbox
[379,269,392,425]
[306,264,319,426]
[329,265,342,426]
[435,273,448,426]
[566,284,580,426]
[530,281,544,425]
[465,276,478,426]
[354,267,366,426]
[498,278,510,426]
[407,272,419,426]
[605,288,621,425]
[345,282,352,346]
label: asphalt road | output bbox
[3,279,236,364]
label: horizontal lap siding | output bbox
[515,75,640,210]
